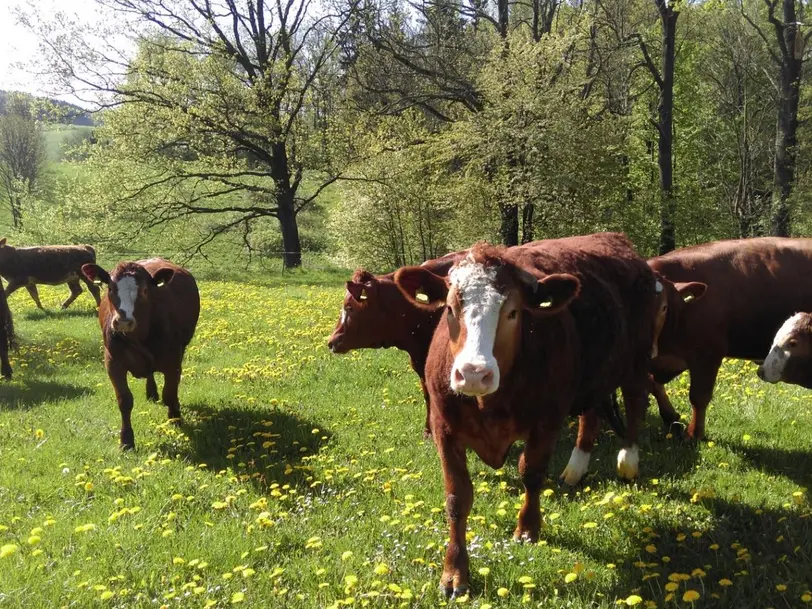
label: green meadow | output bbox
[0,278,810,608]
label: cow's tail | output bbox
[600,391,626,440]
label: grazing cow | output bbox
[393,234,659,596]
[82,259,200,449]
[327,252,468,437]
[0,239,101,309]
[649,237,812,440]
[0,279,15,379]
[758,313,812,388]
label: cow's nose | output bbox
[327,334,344,353]
[452,362,496,395]
[113,316,136,332]
[756,365,766,381]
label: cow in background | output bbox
[328,251,467,437]
[0,239,101,309]
[649,237,812,440]
[758,313,812,388]
[82,258,200,449]
[393,234,659,596]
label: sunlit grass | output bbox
[0,279,810,608]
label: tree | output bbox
[0,94,46,228]
[742,0,810,236]
[21,0,353,268]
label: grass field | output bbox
[0,277,810,608]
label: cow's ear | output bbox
[152,268,175,287]
[0,238,6,246]
[675,281,706,304]
[82,263,110,285]
[346,280,370,302]
[394,267,449,308]
[521,270,580,315]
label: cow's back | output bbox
[650,237,812,359]
[139,258,200,348]
[506,233,656,403]
[3,245,97,284]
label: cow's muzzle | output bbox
[112,316,137,333]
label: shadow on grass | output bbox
[717,440,812,490]
[20,307,99,321]
[161,401,333,493]
[0,378,89,409]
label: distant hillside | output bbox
[0,90,94,126]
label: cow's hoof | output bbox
[616,446,640,480]
[120,442,135,451]
[667,421,686,439]
[440,583,469,599]
[120,429,135,450]
[512,527,539,544]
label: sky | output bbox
[0,0,101,101]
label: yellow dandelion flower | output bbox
[709,544,720,551]
[341,551,353,561]
[497,587,509,597]
[0,544,18,558]
[564,573,578,583]
[100,591,114,600]
[625,595,643,606]
[776,585,787,592]
[27,536,41,545]
[35,429,44,439]
[231,591,245,603]
[665,583,679,592]
[645,545,657,554]
[683,590,700,602]
[478,567,490,577]
[719,579,733,587]
[373,563,389,575]
[801,593,812,603]
[518,575,533,584]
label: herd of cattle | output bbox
[0,234,811,596]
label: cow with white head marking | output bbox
[82,258,200,449]
[393,234,659,597]
[758,313,812,388]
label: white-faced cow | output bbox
[82,259,200,449]
[393,234,659,596]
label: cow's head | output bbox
[652,276,707,356]
[328,270,382,353]
[0,238,13,258]
[82,261,175,333]
[395,246,580,396]
[758,313,812,388]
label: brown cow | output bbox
[649,237,812,440]
[393,234,659,596]
[82,258,200,449]
[0,239,101,309]
[0,279,15,379]
[327,252,468,437]
[758,313,812,388]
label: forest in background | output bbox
[2,0,812,270]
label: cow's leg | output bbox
[0,335,10,380]
[81,275,102,306]
[651,378,681,428]
[516,424,561,541]
[435,432,472,598]
[161,365,183,424]
[106,359,135,449]
[420,380,432,439]
[617,380,649,480]
[61,280,83,309]
[24,285,44,310]
[685,358,722,441]
[4,279,23,300]
[559,410,599,486]
[145,374,159,402]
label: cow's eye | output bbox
[446,305,454,318]
[789,339,798,348]
[507,309,518,320]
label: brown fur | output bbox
[649,237,812,440]
[84,258,200,449]
[0,239,101,309]
[395,233,659,595]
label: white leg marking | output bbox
[116,276,138,320]
[616,445,640,480]
[560,447,591,486]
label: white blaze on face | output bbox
[116,275,139,320]
[448,256,505,394]
[761,313,804,382]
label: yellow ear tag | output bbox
[359,289,368,301]
[683,294,694,303]
[539,300,553,309]
[416,291,429,304]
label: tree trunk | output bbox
[771,0,802,237]
[277,192,302,269]
[657,6,678,255]
[500,203,519,246]
[521,202,535,244]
